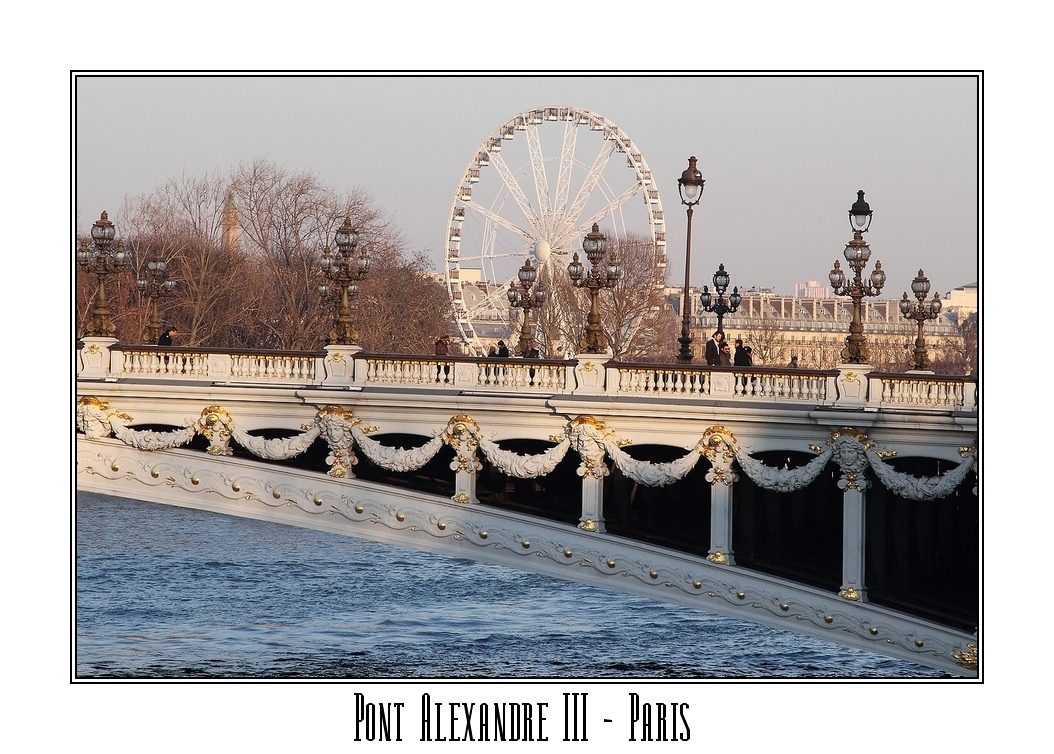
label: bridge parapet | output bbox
[77,339,976,413]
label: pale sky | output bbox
[75,73,978,299]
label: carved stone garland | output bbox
[77,397,977,502]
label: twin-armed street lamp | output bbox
[829,190,886,364]
[507,256,548,356]
[76,211,129,338]
[568,223,623,353]
[900,269,943,371]
[319,217,371,345]
[677,156,705,362]
[137,250,177,344]
[699,263,741,336]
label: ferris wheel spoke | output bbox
[489,153,540,234]
[465,200,531,245]
[577,180,645,232]
[563,138,616,226]
[553,120,579,216]
[525,125,551,219]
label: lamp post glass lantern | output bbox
[319,217,370,345]
[899,269,942,371]
[77,211,129,338]
[699,263,741,336]
[567,223,622,354]
[137,252,177,344]
[829,190,885,364]
[507,256,547,356]
[676,156,705,362]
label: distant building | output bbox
[941,282,978,324]
[795,280,830,299]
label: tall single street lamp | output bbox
[829,191,886,364]
[568,223,623,354]
[319,217,371,345]
[899,269,943,371]
[676,156,705,362]
[699,263,741,336]
[76,211,129,338]
[136,250,177,344]
[507,256,548,356]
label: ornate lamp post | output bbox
[319,217,370,345]
[676,156,705,362]
[76,211,129,338]
[699,263,741,336]
[829,191,886,364]
[568,223,622,354]
[899,269,943,371]
[136,250,177,344]
[507,256,548,356]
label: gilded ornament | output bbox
[824,614,833,623]
[649,570,659,579]
[843,371,858,382]
[581,361,596,371]
[314,497,323,506]
[840,587,861,601]
[737,591,746,600]
[354,505,364,513]
[86,344,101,354]
[437,522,447,530]
[232,483,241,492]
[570,415,604,430]
[396,513,405,522]
[564,549,573,558]
[606,559,616,568]
[951,643,978,671]
[329,353,345,363]
[521,540,531,549]
[707,552,727,565]
[914,639,924,647]
[578,519,598,532]
[273,491,282,499]
[780,603,789,611]
[452,493,470,504]
[869,626,879,635]
[693,581,702,589]
[479,531,488,539]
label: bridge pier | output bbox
[579,475,606,533]
[840,487,868,602]
[709,482,735,565]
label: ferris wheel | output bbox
[444,106,667,355]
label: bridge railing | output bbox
[608,361,838,403]
[76,340,976,412]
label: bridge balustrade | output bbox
[77,339,976,413]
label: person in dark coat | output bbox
[704,331,723,365]
[158,327,178,346]
[496,340,510,358]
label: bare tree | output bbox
[120,173,253,347]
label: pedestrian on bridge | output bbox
[705,331,723,365]
[158,327,178,347]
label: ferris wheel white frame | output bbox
[445,106,667,355]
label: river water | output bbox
[75,492,946,680]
